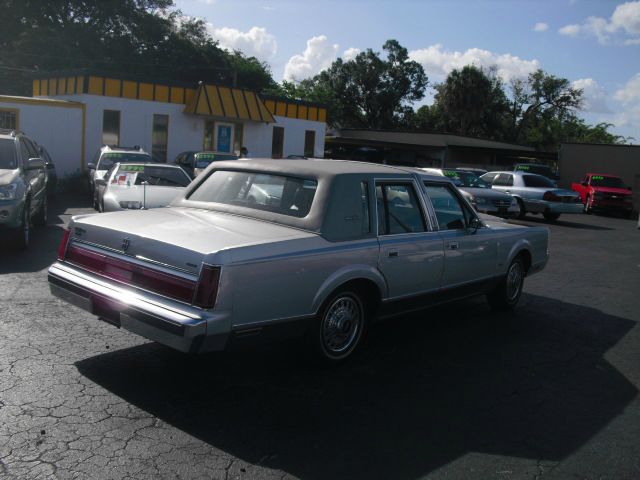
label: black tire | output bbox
[515,198,526,219]
[307,288,368,364]
[34,195,47,226]
[487,256,525,311]
[584,195,591,214]
[543,211,560,222]
[12,201,30,250]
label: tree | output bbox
[0,0,275,94]
[279,40,428,129]
[430,65,509,139]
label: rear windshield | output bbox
[591,175,625,188]
[194,152,239,169]
[98,152,151,170]
[443,170,491,188]
[113,165,191,187]
[523,174,555,188]
[0,139,17,169]
[188,170,317,218]
[515,164,553,177]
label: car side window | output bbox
[423,184,469,230]
[494,173,514,187]
[375,183,426,235]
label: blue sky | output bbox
[174,0,640,140]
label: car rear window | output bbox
[194,152,239,169]
[98,152,152,170]
[113,165,191,187]
[188,170,317,218]
[590,175,625,188]
[0,139,17,169]
[523,174,554,188]
[516,164,553,177]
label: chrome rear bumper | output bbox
[48,262,229,353]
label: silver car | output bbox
[481,171,582,221]
[48,160,549,363]
[421,168,519,217]
[95,163,192,212]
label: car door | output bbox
[422,182,498,288]
[375,180,444,300]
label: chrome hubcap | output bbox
[506,262,523,301]
[321,296,361,354]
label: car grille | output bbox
[492,199,512,208]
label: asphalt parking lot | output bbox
[1,196,639,480]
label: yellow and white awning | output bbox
[184,84,275,123]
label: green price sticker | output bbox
[443,170,460,178]
[592,175,604,180]
[197,153,217,161]
[516,165,530,171]
[120,165,145,172]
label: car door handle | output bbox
[388,250,399,258]
[505,190,511,194]
[447,241,459,250]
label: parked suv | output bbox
[88,145,152,209]
[0,129,47,248]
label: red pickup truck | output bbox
[572,173,633,216]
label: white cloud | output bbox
[534,22,549,32]
[558,1,640,45]
[614,73,640,103]
[408,44,541,82]
[342,47,361,61]
[559,24,581,36]
[283,35,340,81]
[572,78,612,113]
[207,25,277,60]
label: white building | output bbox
[0,72,327,176]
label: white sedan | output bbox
[96,163,192,212]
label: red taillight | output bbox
[193,264,221,309]
[543,191,561,202]
[58,229,72,261]
[65,244,196,303]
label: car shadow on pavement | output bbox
[0,194,90,274]
[76,294,637,479]
[509,216,614,230]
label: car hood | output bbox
[460,187,511,199]
[590,186,632,195]
[70,207,317,273]
[0,169,19,185]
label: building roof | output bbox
[332,129,535,152]
[184,84,275,123]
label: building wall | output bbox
[559,143,640,212]
[0,98,84,176]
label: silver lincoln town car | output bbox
[48,159,549,363]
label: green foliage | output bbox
[277,40,428,129]
[0,0,275,94]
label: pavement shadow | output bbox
[76,294,637,479]
[0,194,90,274]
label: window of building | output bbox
[203,121,240,154]
[102,110,120,146]
[272,126,284,159]
[152,114,169,162]
[0,109,18,130]
[304,130,315,157]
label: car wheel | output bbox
[515,198,526,219]
[13,201,30,249]
[543,212,560,222]
[309,288,367,364]
[584,195,591,214]
[34,195,47,226]
[487,255,525,311]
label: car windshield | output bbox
[98,152,151,170]
[188,170,317,218]
[443,170,490,188]
[515,164,553,177]
[591,175,626,188]
[0,139,17,169]
[112,165,191,187]
[522,174,555,188]
[194,152,239,169]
